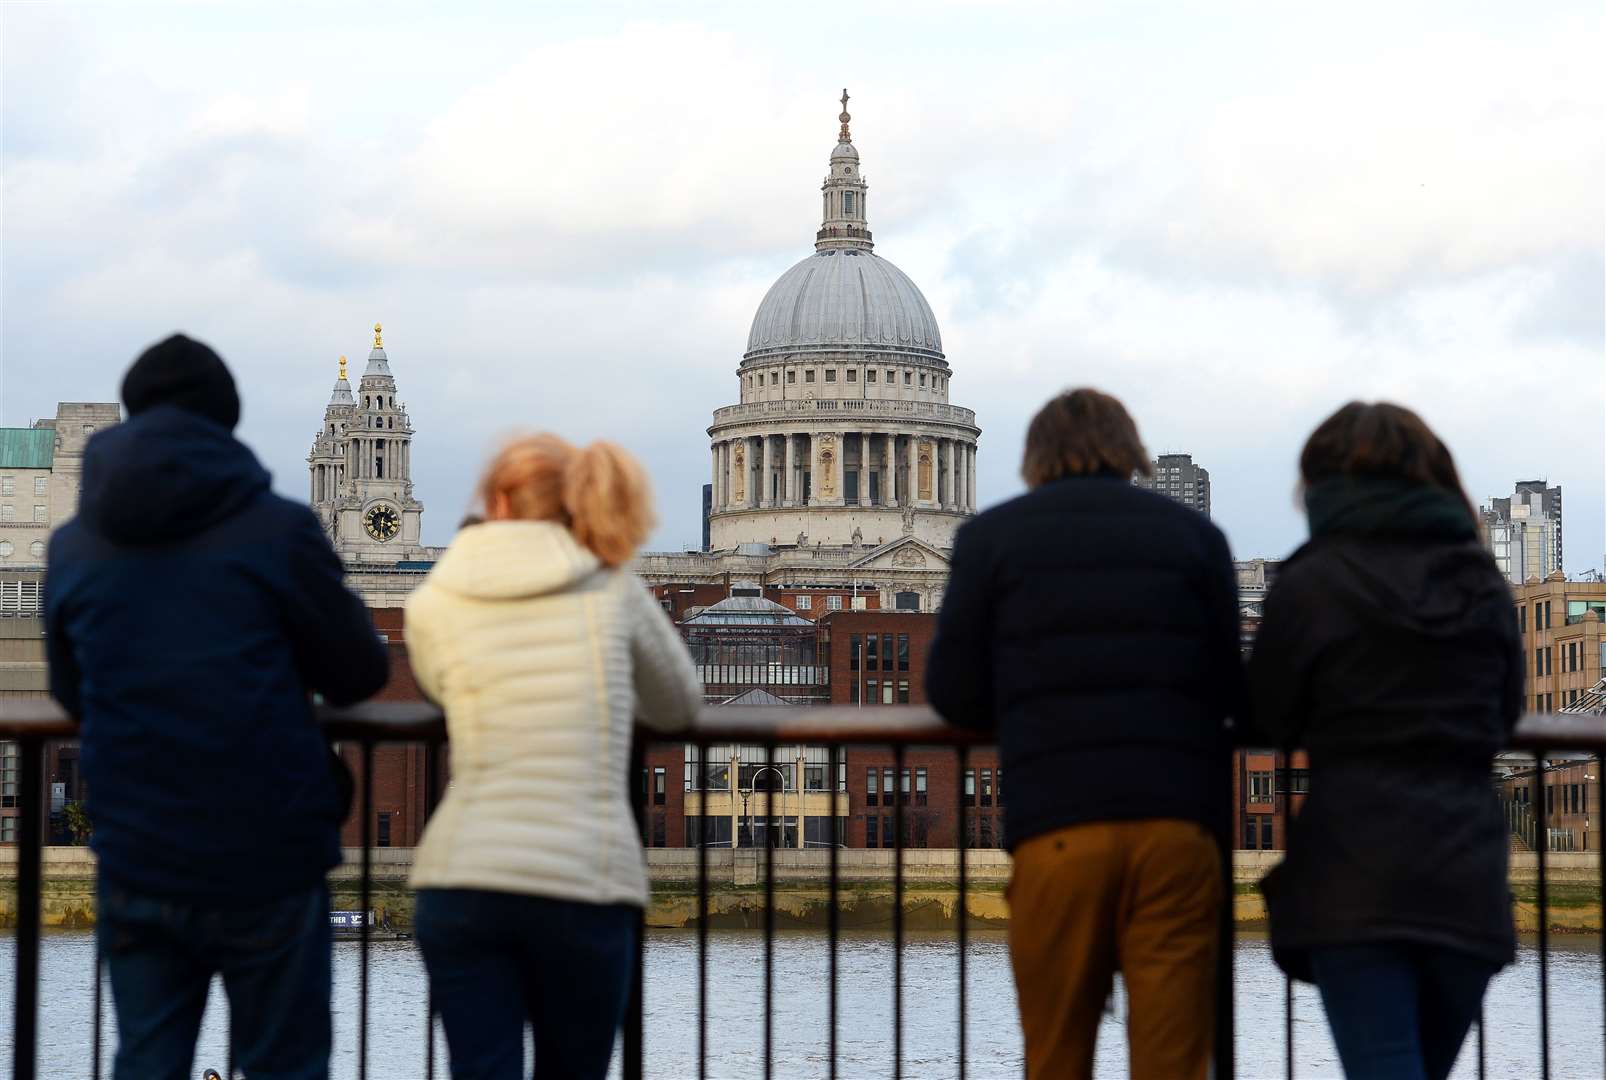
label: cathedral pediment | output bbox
[845,535,949,572]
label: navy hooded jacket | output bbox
[45,406,389,903]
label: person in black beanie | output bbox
[45,333,389,1080]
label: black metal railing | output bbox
[3,702,1603,1079]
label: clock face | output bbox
[364,504,400,542]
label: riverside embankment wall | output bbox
[3,847,1600,932]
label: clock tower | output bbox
[308,323,427,563]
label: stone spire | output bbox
[327,355,354,408]
[816,88,873,252]
[364,320,394,378]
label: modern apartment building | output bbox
[1133,453,1211,516]
[1482,481,1563,584]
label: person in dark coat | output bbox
[928,388,1243,1080]
[1248,401,1522,1080]
[45,334,390,1080]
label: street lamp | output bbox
[740,764,789,850]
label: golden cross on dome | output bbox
[373,322,383,349]
[338,355,347,380]
[838,88,851,142]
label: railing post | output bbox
[624,737,646,1080]
[12,738,43,1080]
[1533,755,1551,1080]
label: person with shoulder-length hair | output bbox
[406,434,702,1080]
[928,388,1243,1080]
[1249,402,1522,1080]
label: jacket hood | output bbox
[1292,537,1509,639]
[77,405,270,545]
[426,520,602,600]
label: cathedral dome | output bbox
[744,249,944,362]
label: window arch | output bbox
[30,540,45,559]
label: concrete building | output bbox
[0,402,121,570]
[1133,453,1211,516]
[1514,572,1606,714]
[1482,481,1563,584]
[642,92,980,612]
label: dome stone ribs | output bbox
[743,251,944,363]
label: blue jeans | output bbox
[97,878,331,1080]
[415,889,638,1080]
[1310,943,1500,1080]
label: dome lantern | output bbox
[817,89,873,252]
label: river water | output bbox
[1,930,1600,1078]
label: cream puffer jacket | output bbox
[405,521,701,907]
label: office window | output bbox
[0,477,11,496]
[882,682,894,704]
[653,767,666,805]
[1260,816,1274,850]
[850,634,861,671]
[1547,693,1554,711]
[1544,601,1551,628]
[963,769,976,806]
[897,681,909,703]
[797,594,812,610]
[916,767,928,806]
[900,768,911,804]
[898,634,910,672]
[866,679,878,704]
[827,595,843,610]
[1519,606,1527,633]
[33,505,47,523]
[1546,647,1553,676]
[979,815,993,848]
[847,369,857,382]
[913,815,930,849]
[652,813,666,847]
[850,679,859,704]
[867,369,877,383]
[1243,818,1258,849]
[865,768,879,806]
[883,814,894,848]
[865,815,879,848]
[1536,647,1543,676]
[981,769,994,807]
[805,369,816,383]
[1249,771,1274,801]
[825,369,837,383]
[882,768,895,805]
[1570,642,1579,671]
[34,477,47,496]
[866,634,878,670]
[886,369,896,383]
[996,769,1004,806]
[804,765,826,792]
[0,817,15,842]
[1,742,18,807]
[0,506,12,523]
[376,812,392,847]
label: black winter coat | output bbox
[1248,536,1523,980]
[926,475,1244,849]
[46,406,389,904]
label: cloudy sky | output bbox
[4,1,1601,569]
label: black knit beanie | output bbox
[121,334,241,430]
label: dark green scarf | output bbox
[1304,476,1477,542]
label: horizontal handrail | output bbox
[4,698,1603,750]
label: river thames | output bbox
[2,929,1601,1078]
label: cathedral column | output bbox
[946,439,957,510]
[834,431,847,506]
[783,435,795,507]
[883,433,897,507]
[758,435,771,508]
[967,444,976,510]
[806,433,818,506]
[858,432,871,506]
[905,435,917,507]
[710,444,720,510]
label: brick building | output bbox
[1513,572,1606,714]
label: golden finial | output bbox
[338,355,348,381]
[838,88,851,142]
[373,322,383,349]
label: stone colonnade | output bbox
[710,432,976,514]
